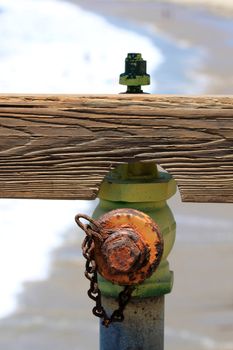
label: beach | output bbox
[0,0,232,349]
[70,0,233,94]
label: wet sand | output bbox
[0,230,98,350]
[160,0,233,17]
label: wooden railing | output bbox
[0,94,232,203]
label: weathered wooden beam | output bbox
[0,94,232,203]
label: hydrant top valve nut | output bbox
[94,208,163,286]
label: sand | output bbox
[159,0,233,16]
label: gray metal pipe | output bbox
[100,295,164,350]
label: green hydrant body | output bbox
[92,162,176,349]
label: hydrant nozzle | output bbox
[94,208,163,286]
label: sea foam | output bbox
[0,0,163,93]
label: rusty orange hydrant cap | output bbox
[94,208,163,286]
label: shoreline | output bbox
[68,0,233,94]
[99,0,233,18]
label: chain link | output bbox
[75,214,135,328]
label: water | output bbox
[0,199,96,317]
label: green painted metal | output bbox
[98,166,176,203]
[119,53,150,93]
[92,161,176,298]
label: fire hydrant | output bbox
[76,54,176,350]
[76,162,176,349]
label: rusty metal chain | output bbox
[75,214,135,328]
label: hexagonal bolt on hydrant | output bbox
[119,53,150,93]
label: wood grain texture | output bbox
[0,94,232,202]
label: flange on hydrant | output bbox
[75,54,176,350]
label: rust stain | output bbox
[94,208,163,286]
